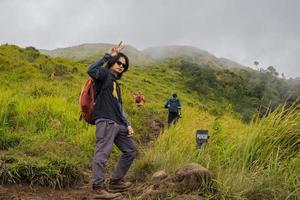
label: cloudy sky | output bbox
[1,0,299,77]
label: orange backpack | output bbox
[79,78,96,125]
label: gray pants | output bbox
[92,121,137,187]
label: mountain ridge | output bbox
[40,43,246,69]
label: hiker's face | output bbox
[111,57,126,74]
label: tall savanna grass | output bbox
[134,104,300,199]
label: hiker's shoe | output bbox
[108,179,132,192]
[92,187,122,199]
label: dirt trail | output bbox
[0,183,92,200]
[0,175,146,200]
[0,178,141,200]
[0,171,133,200]
[0,163,211,200]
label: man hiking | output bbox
[133,92,145,107]
[87,42,137,199]
[164,93,181,127]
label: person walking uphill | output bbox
[164,93,182,127]
[87,42,137,200]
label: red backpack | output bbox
[79,78,96,125]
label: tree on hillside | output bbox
[267,66,279,77]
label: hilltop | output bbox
[40,43,245,69]
[40,43,154,66]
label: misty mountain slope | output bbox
[217,57,245,68]
[40,43,154,66]
[142,45,214,60]
[40,43,247,69]
[143,45,247,69]
[40,43,112,59]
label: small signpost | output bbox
[196,130,209,148]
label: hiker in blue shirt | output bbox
[164,93,181,127]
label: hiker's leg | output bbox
[168,112,174,127]
[92,121,119,188]
[110,125,137,180]
[168,112,176,127]
[173,113,179,125]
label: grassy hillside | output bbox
[40,43,300,123]
[0,44,299,199]
[164,57,300,123]
[134,105,300,199]
[0,44,206,187]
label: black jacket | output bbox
[87,53,129,126]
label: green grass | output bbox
[0,45,207,187]
[134,104,300,199]
[0,44,299,199]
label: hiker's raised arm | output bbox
[109,41,124,56]
[87,53,111,80]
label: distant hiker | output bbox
[49,72,56,80]
[87,41,137,199]
[164,93,181,127]
[133,92,145,106]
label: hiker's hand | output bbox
[127,125,134,137]
[109,41,124,56]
